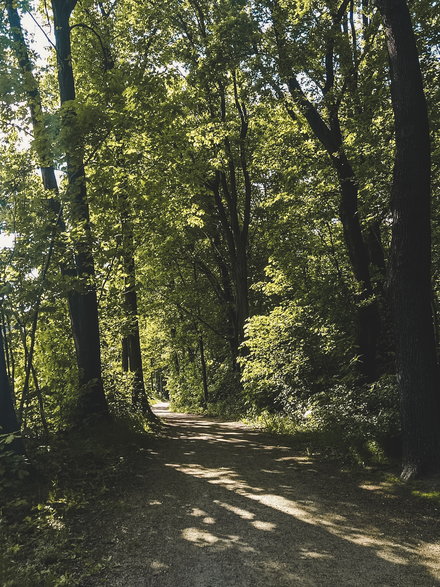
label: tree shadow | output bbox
[76,408,440,586]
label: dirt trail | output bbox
[89,403,439,586]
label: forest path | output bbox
[90,403,439,586]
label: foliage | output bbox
[0,1,437,582]
[0,433,28,490]
[247,376,401,465]
[0,0,437,507]
[241,301,348,408]
[0,418,155,586]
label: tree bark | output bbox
[8,1,108,420]
[199,335,209,406]
[206,81,252,370]
[0,329,24,454]
[377,0,440,478]
[121,249,155,418]
[117,178,154,418]
[52,0,108,419]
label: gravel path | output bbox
[92,403,439,587]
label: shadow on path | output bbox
[88,403,440,586]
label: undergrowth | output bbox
[0,414,156,587]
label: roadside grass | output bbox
[0,416,157,587]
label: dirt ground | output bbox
[79,403,440,586]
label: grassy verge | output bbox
[0,417,157,586]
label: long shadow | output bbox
[79,407,439,587]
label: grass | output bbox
[0,415,157,587]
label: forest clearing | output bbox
[1,0,440,583]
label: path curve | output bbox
[95,403,439,586]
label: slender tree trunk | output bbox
[5,311,15,397]
[123,270,154,417]
[1,308,13,391]
[203,81,252,372]
[377,0,440,478]
[199,335,209,406]
[122,337,129,371]
[119,190,155,418]
[31,364,49,438]
[232,237,249,367]
[51,0,108,419]
[272,6,380,380]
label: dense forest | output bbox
[1,0,440,492]
[1,0,440,583]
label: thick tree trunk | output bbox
[333,154,379,379]
[8,1,108,421]
[209,176,249,371]
[0,330,24,454]
[52,0,108,419]
[377,0,440,478]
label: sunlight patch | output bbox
[376,550,409,565]
[358,484,382,491]
[299,549,332,559]
[165,460,424,571]
[261,468,283,474]
[276,456,313,463]
[213,500,255,520]
[182,527,219,544]
[190,508,207,517]
[151,561,168,571]
[251,520,276,531]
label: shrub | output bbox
[241,302,347,410]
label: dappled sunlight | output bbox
[182,527,219,545]
[358,481,401,500]
[251,520,277,531]
[181,527,257,554]
[189,507,216,525]
[161,443,438,582]
[213,500,256,520]
[89,406,440,586]
[298,548,333,560]
[276,456,314,463]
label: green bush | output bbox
[303,376,400,454]
[241,301,347,410]
[247,376,401,464]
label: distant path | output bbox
[93,403,439,586]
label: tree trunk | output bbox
[119,189,155,419]
[377,0,440,478]
[232,237,249,368]
[123,270,155,418]
[0,329,24,454]
[272,6,380,380]
[8,0,108,420]
[333,153,379,379]
[122,336,129,372]
[199,335,209,406]
[52,0,108,419]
